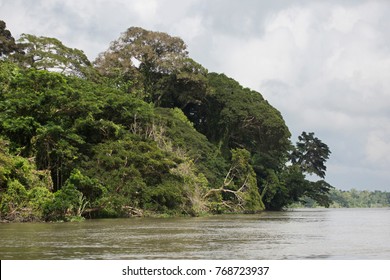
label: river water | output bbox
[1,208,389,259]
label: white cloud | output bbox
[325,5,364,33]
[131,0,158,21]
[265,5,314,49]
[366,131,390,166]
[172,16,206,42]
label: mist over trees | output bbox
[0,21,336,221]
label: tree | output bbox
[0,137,54,221]
[154,107,227,187]
[329,189,390,208]
[204,73,291,163]
[0,20,20,58]
[305,180,333,207]
[95,26,188,79]
[261,132,333,210]
[290,132,331,178]
[94,27,208,108]
[16,34,96,79]
[283,132,333,209]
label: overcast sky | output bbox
[1,0,389,191]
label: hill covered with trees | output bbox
[0,21,333,221]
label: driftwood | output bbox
[203,165,250,210]
[122,206,143,217]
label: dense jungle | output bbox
[1,20,338,221]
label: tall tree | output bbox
[261,132,333,210]
[16,34,96,79]
[94,26,188,80]
[94,27,208,108]
[205,73,291,165]
[290,132,331,178]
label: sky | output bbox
[1,0,389,191]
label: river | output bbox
[1,208,389,259]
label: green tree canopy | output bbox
[203,73,291,167]
[94,27,208,108]
[95,26,189,78]
[291,132,331,178]
[15,34,96,79]
[261,132,333,210]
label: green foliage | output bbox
[34,123,84,190]
[146,178,184,212]
[261,131,333,210]
[79,137,183,216]
[2,179,52,222]
[0,60,20,94]
[1,180,28,214]
[204,148,264,213]
[45,183,87,221]
[0,139,14,189]
[291,132,331,178]
[305,180,333,207]
[170,161,209,215]
[329,189,390,208]
[155,107,227,187]
[230,149,264,212]
[1,22,338,220]
[259,169,288,211]
[199,73,298,211]
[0,67,68,155]
[15,34,97,79]
[94,27,208,109]
[204,73,291,162]
[65,169,106,203]
[0,137,54,221]
[27,187,54,219]
[261,165,334,210]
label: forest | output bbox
[1,20,335,222]
[291,189,390,208]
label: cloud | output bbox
[365,127,390,166]
[199,1,390,189]
[172,16,206,42]
[131,0,158,21]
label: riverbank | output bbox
[0,206,266,223]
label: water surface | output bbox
[1,208,389,259]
